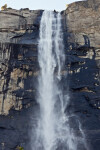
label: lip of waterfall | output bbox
[31,10,89,150]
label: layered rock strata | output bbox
[0,0,100,149]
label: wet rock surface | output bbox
[0,0,100,149]
[62,0,100,149]
[0,8,42,150]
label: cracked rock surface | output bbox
[0,0,100,149]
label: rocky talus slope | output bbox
[0,0,100,149]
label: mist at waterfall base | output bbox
[30,10,89,150]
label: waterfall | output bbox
[32,10,88,150]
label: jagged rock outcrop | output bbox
[0,0,100,149]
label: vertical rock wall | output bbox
[62,0,100,149]
[0,1,100,149]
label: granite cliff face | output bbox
[62,0,100,149]
[0,0,100,149]
[0,9,42,150]
[0,9,43,116]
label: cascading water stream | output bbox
[32,10,88,150]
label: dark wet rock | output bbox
[0,9,42,149]
[0,1,100,149]
[61,1,100,149]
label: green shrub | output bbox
[17,146,24,150]
[1,4,7,10]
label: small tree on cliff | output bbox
[66,4,69,8]
[1,4,7,10]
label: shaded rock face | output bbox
[0,1,100,149]
[0,9,43,116]
[0,9,42,150]
[61,0,100,149]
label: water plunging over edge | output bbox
[31,10,89,150]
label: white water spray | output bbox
[32,10,88,150]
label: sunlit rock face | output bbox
[0,9,42,150]
[0,9,43,116]
[63,0,100,48]
[0,0,100,149]
[0,43,39,115]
